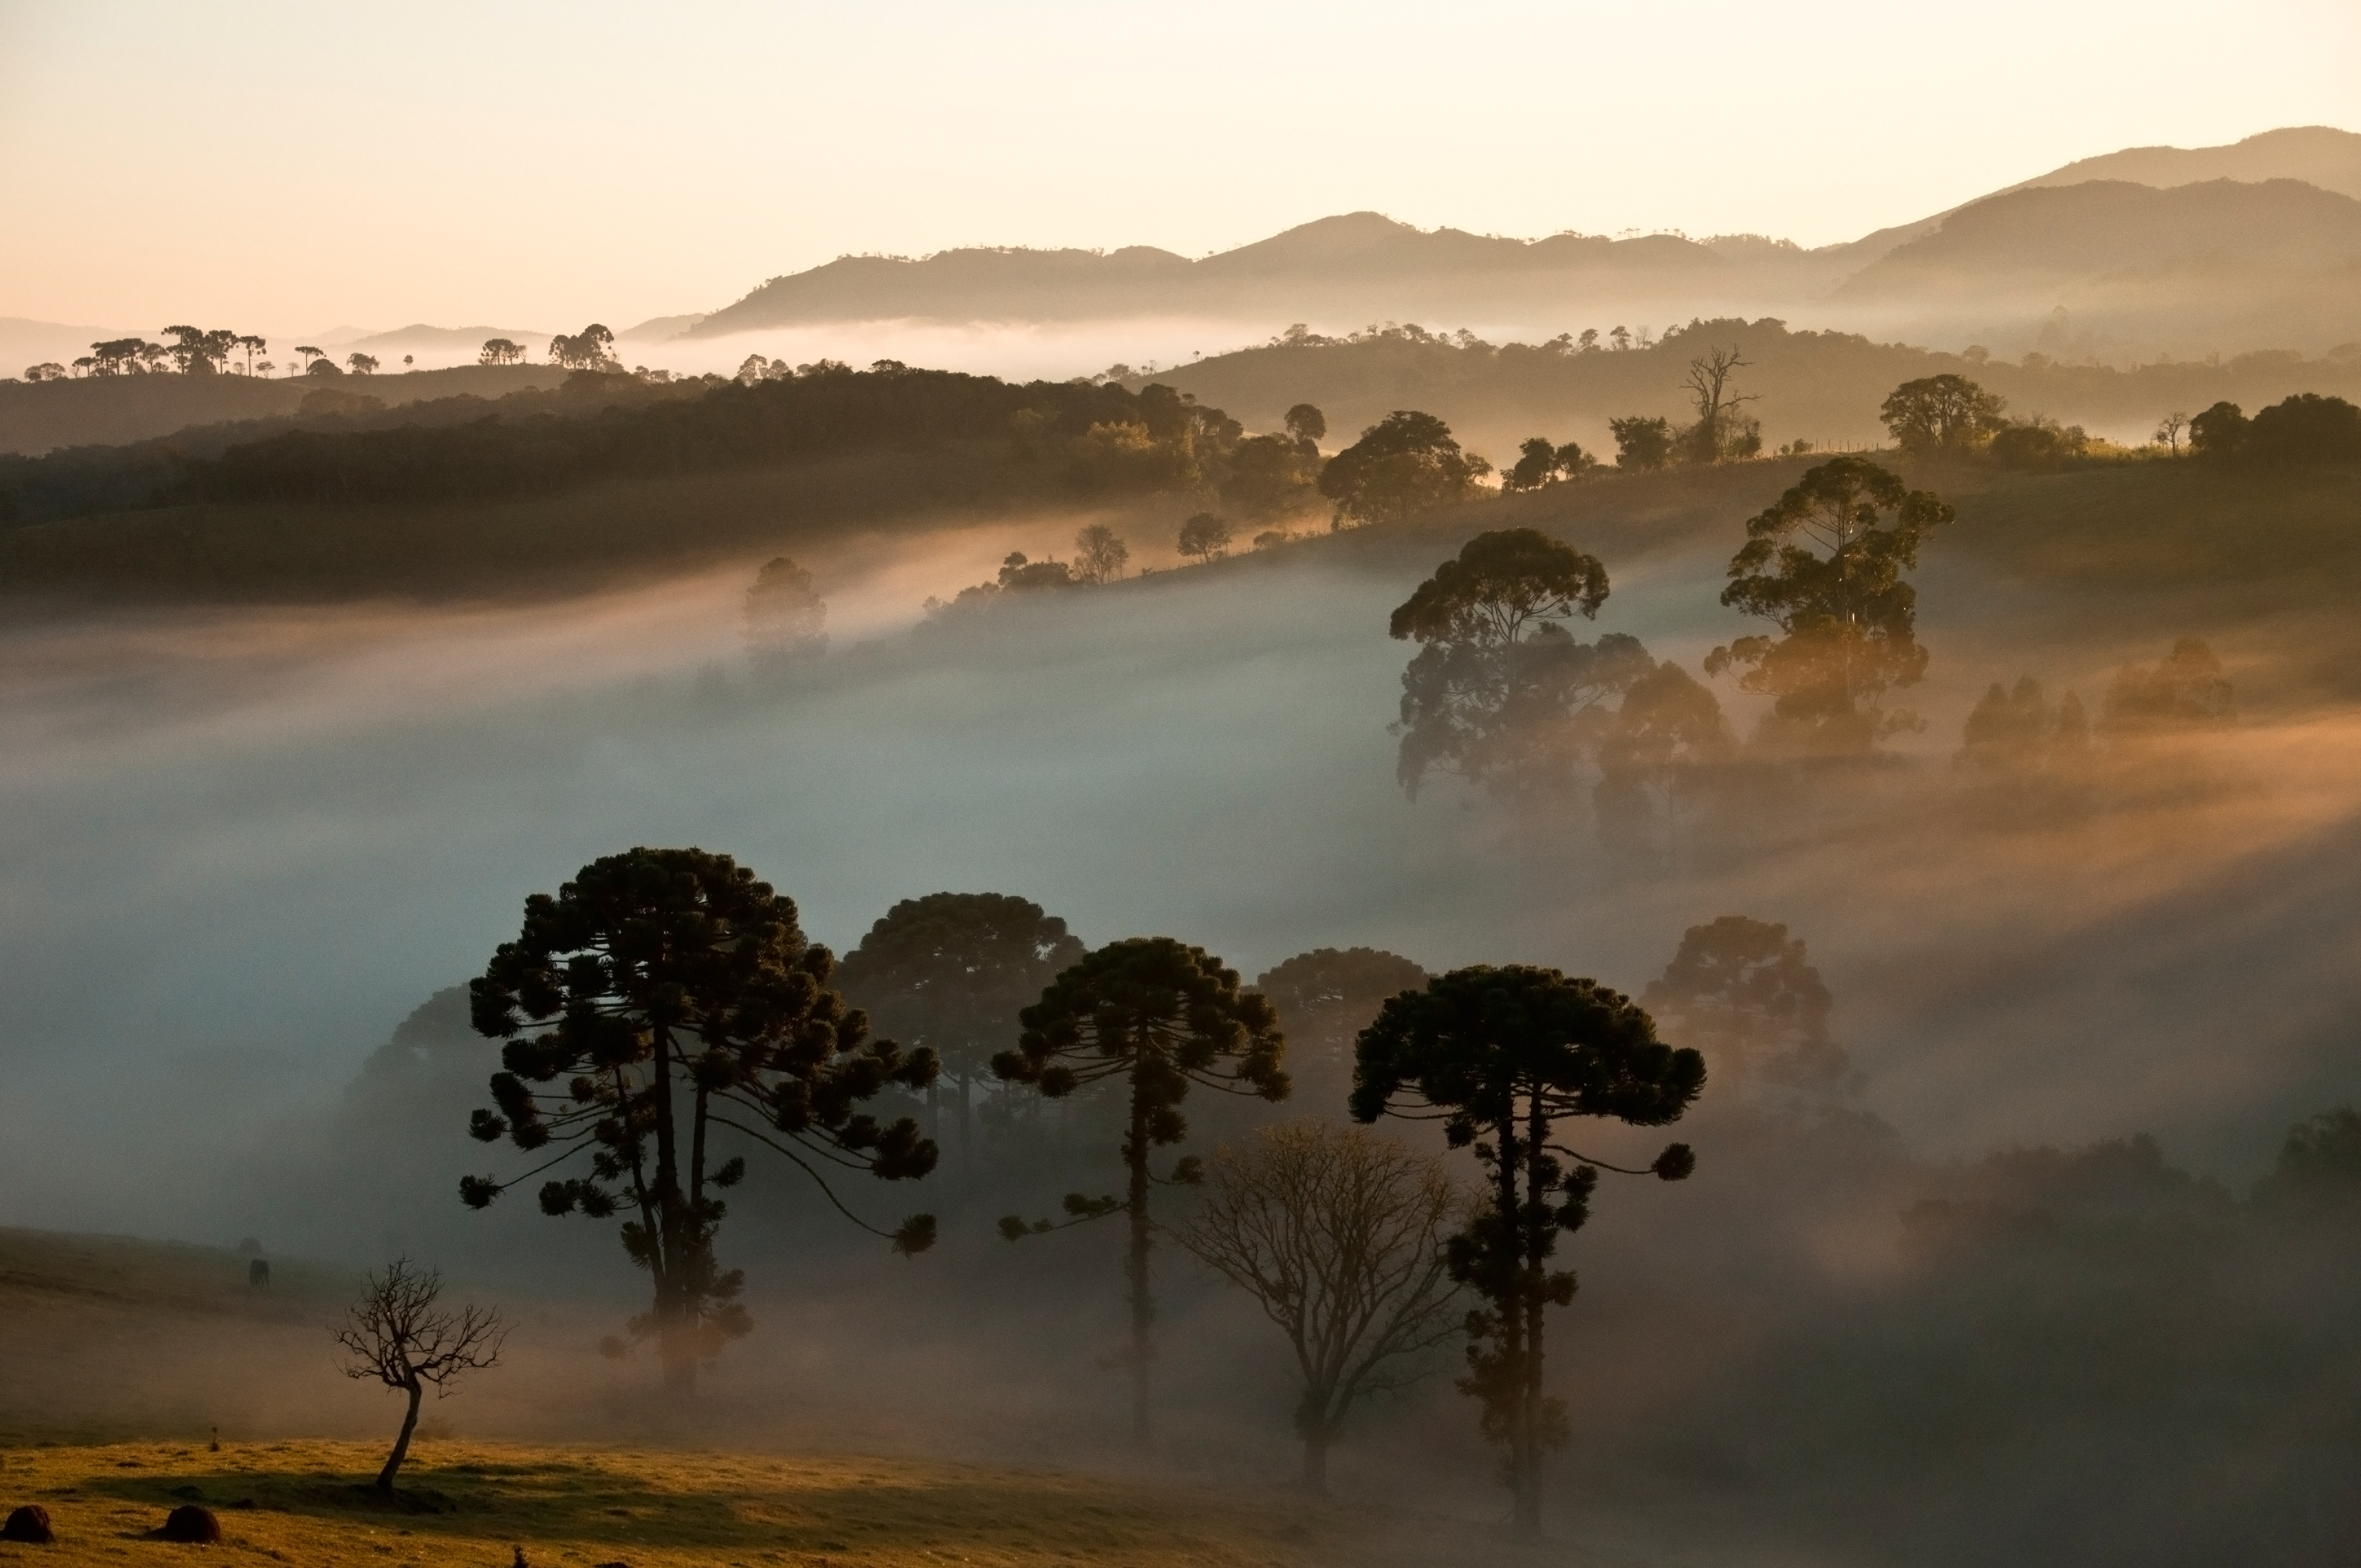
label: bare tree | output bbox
[2155,410,2190,456]
[1681,346,1760,462]
[1174,1119,1462,1490]
[333,1259,507,1493]
[1073,522,1130,584]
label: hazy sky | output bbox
[2,0,2357,333]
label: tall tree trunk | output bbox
[1514,1093,1549,1537]
[1126,1084,1154,1446]
[659,1309,698,1395]
[1302,1427,1330,1492]
[376,1377,422,1493]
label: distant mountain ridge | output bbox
[682,126,2361,349]
[688,214,1733,336]
[1841,178,2361,296]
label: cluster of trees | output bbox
[2187,391,2361,465]
[456,849,1711,1529]
[1881,375,2361,471]
[1951,637,2238,823]
[1388,450,1951,841]
[24,325,275,382]
[17,331,411,384]
[918,522,1135,619]
[157,363,1267,510]
[1380,381,2275,863]
[546,324,619,371]
[1876,372,2099,468]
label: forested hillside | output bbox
[1145,319,2361,458]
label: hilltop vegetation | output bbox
[1146,317,2361,459]
[0,363,570,458]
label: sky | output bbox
[2,0,2358,334]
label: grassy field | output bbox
[0,1439,1389,1568]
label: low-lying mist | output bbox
[2,481,2357,1564]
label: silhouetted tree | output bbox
[1174,1119,1462,1490]
[294,345,325,370]
[1879,374,2007,453]
[743,555,827,669]
[235,335,267,375]
[2254,1106,2361,1213]
[1283,404,1326,445]
[993,937,1288,1442]
[548,324,617,371]
[2153,411,2190,455]
[1319,410,1489,526]
[1390,528,1649,801]
[1073,522,1130,584]
[162,325,237,375]
[22,362,64,383]
[1705,456,1952,756]
[2101,638,2234,736]
[1255,948,1429,1111]
[1502,438,1595,492]
[479,338,524,367]
[1593,661,1734,854]
[346,352,380,376]
[1608,415,1674,471]
[89,337,148,376]
[2189,400,2248,459]
[1954,674,2093,824]
[1643,917,1847,1106]
[306,357,344,378]
[333,1258,505,1493]
[1988,415,2089,470]
[2246,393,2361,465]
[1221,431,1321,520]
[1679,346,1761,463]
[1352,966,1700,1534]
[835,892,1085,1154]
[1177,511,1232,562]
[463,847,938,1393]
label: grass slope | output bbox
[0,1441,1375,1568]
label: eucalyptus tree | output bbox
[1319,410,1489,525]
[1878,374,2006,452]
[1642,916,1847,1104]
[1255,947,1429,1112]
[1390,527,1651,802]
[1705,455,1952,756]
[834,891,1085,1152]
[1353,966,1701,1536]
[993,937,1288,1442]
[463,847,939,1394]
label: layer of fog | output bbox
[2,498,2355,1239]
[2,492,2357,1564]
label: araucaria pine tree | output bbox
[1352,966,1702,1536]
[462,847,940,1393]
[992,937,1289,1442]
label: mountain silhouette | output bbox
[683,127,2361,341]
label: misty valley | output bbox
[3,96,2360,1568]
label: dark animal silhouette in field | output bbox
[2,1505,55,1543]
[248,1259,270,1288]
[157,1505,221,1543]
